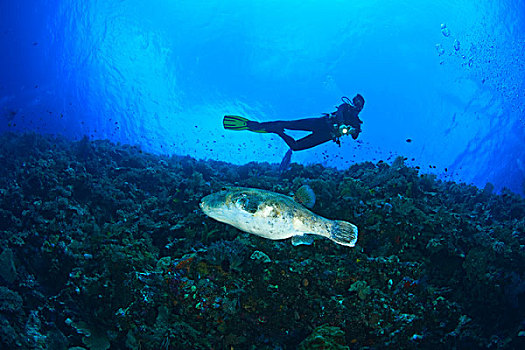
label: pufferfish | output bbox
[199,186,358,247]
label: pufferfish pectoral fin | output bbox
[291,234,315,246]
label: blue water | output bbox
[1,0,524,194]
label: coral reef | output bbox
[0,132,524,349]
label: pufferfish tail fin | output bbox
[328,220,358,247]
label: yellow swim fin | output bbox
[223,115,268,133]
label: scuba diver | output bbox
[223,94,365,151]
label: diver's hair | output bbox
[353,94,365,109]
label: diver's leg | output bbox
[256,118,325,133]
[276,131,332,151]
[280,118,326,131]
[249,121,286,133]
[275,132,299,150]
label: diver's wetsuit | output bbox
[248,102,363,151]
[253,117,334,151]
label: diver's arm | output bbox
[350,125,361,140]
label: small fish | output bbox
[200,187,358,247]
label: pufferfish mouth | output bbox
[200,201,214,213]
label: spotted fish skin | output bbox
[200,187,358,247]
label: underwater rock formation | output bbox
[0,132,524,349]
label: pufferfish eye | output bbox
[234,193,259,214]
[235,193,248,209]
